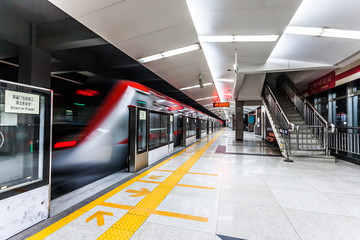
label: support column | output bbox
[18,46,51,88]
[235,101,244,141]
[232,114,235,130]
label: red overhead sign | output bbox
[213,102,229,107]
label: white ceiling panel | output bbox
[50,0,360,120]
[187,0,302,35]
[155,61,211,89]
[114,21,198,59]
[75,0,191,44]
[49,0,126,18]
[289,0,360,30]
[237,74,266,101]
[141,50,204,75]
[271,34,360,64]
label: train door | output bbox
[175,115,183,147]
[207,120,209,134]
[196,119,200,139]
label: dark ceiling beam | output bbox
[0,9,30,46]
[0,39,19,59]
[51,62,80,74]
[37,19,107,51]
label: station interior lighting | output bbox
[199,35,279,42]
[285,26,360,40]
[179,82,213,91]
[195,96,217,101]
[215,79,235,82]
[138,43,201,63]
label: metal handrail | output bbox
[329,126,360,156]
[262,83,294,160]
[283,78,329,128]
[264,84,295,131]
[333,126,360,130]
[279,77,333,155]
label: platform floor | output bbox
[15,128,360,240]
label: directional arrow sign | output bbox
[86,211,113,226]
[148,175,163,180]
[125,188,150,197]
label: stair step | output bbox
[289,134,318,139]
[289,150,326,155]
[289,155,336,163]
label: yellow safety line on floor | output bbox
[97,130,223,239]
[99,202,208,222]
[27,130,223,240]
[137,180,215,190]
[155,169,218,176]
[27,137,206,240]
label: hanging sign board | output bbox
[213,102,230,107]
[4,90,40,114]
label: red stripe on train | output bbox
[117,139,129,145]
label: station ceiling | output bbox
[1,0,360,119]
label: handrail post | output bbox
[296,125,299,150]
[325,124,329,156]
[335,128,338,154]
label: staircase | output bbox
[262,78,335,162]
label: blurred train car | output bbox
[52,79,220,198]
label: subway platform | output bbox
[13,129,360,240]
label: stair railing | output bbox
[280,77,333,155]
[262,83,294,160]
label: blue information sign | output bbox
[279,128,289,135]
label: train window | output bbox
[169,114,174,143]
[149,111,168,150]
[186,118,196,137]
[201,120,207,133]
[137,109,147,153]
[52,81,113,148]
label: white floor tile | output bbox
[217,201,300,240]
[285,208,360,240]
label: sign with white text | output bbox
[5,90,40,114]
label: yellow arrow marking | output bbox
[26,130,221,240]
[86,211,113,226]
[148,175,163,180]
[125,188,150,197]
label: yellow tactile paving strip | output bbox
[99,202,208,222]
[155,169,218,176]
[98,131,222,239]
[137,179,215,190]
[27,129,223,240]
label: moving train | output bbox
[52,79,221,198]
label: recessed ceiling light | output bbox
[322,28,360,40]
[195,96,217,101]
[284,26,323,36]
[285,26,360,40]
[180,82,213,91]
[138,43,201,63]
[199,35,279,42]
[215,79,235,82]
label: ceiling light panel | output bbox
[195,96,218,101]
[199,35,279,42]
[285,26,360,40]
[284,26,324,36]
[179,82,213,91]
[138,43,200,63]
[215,79,234,82]
[321,28,360,40]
